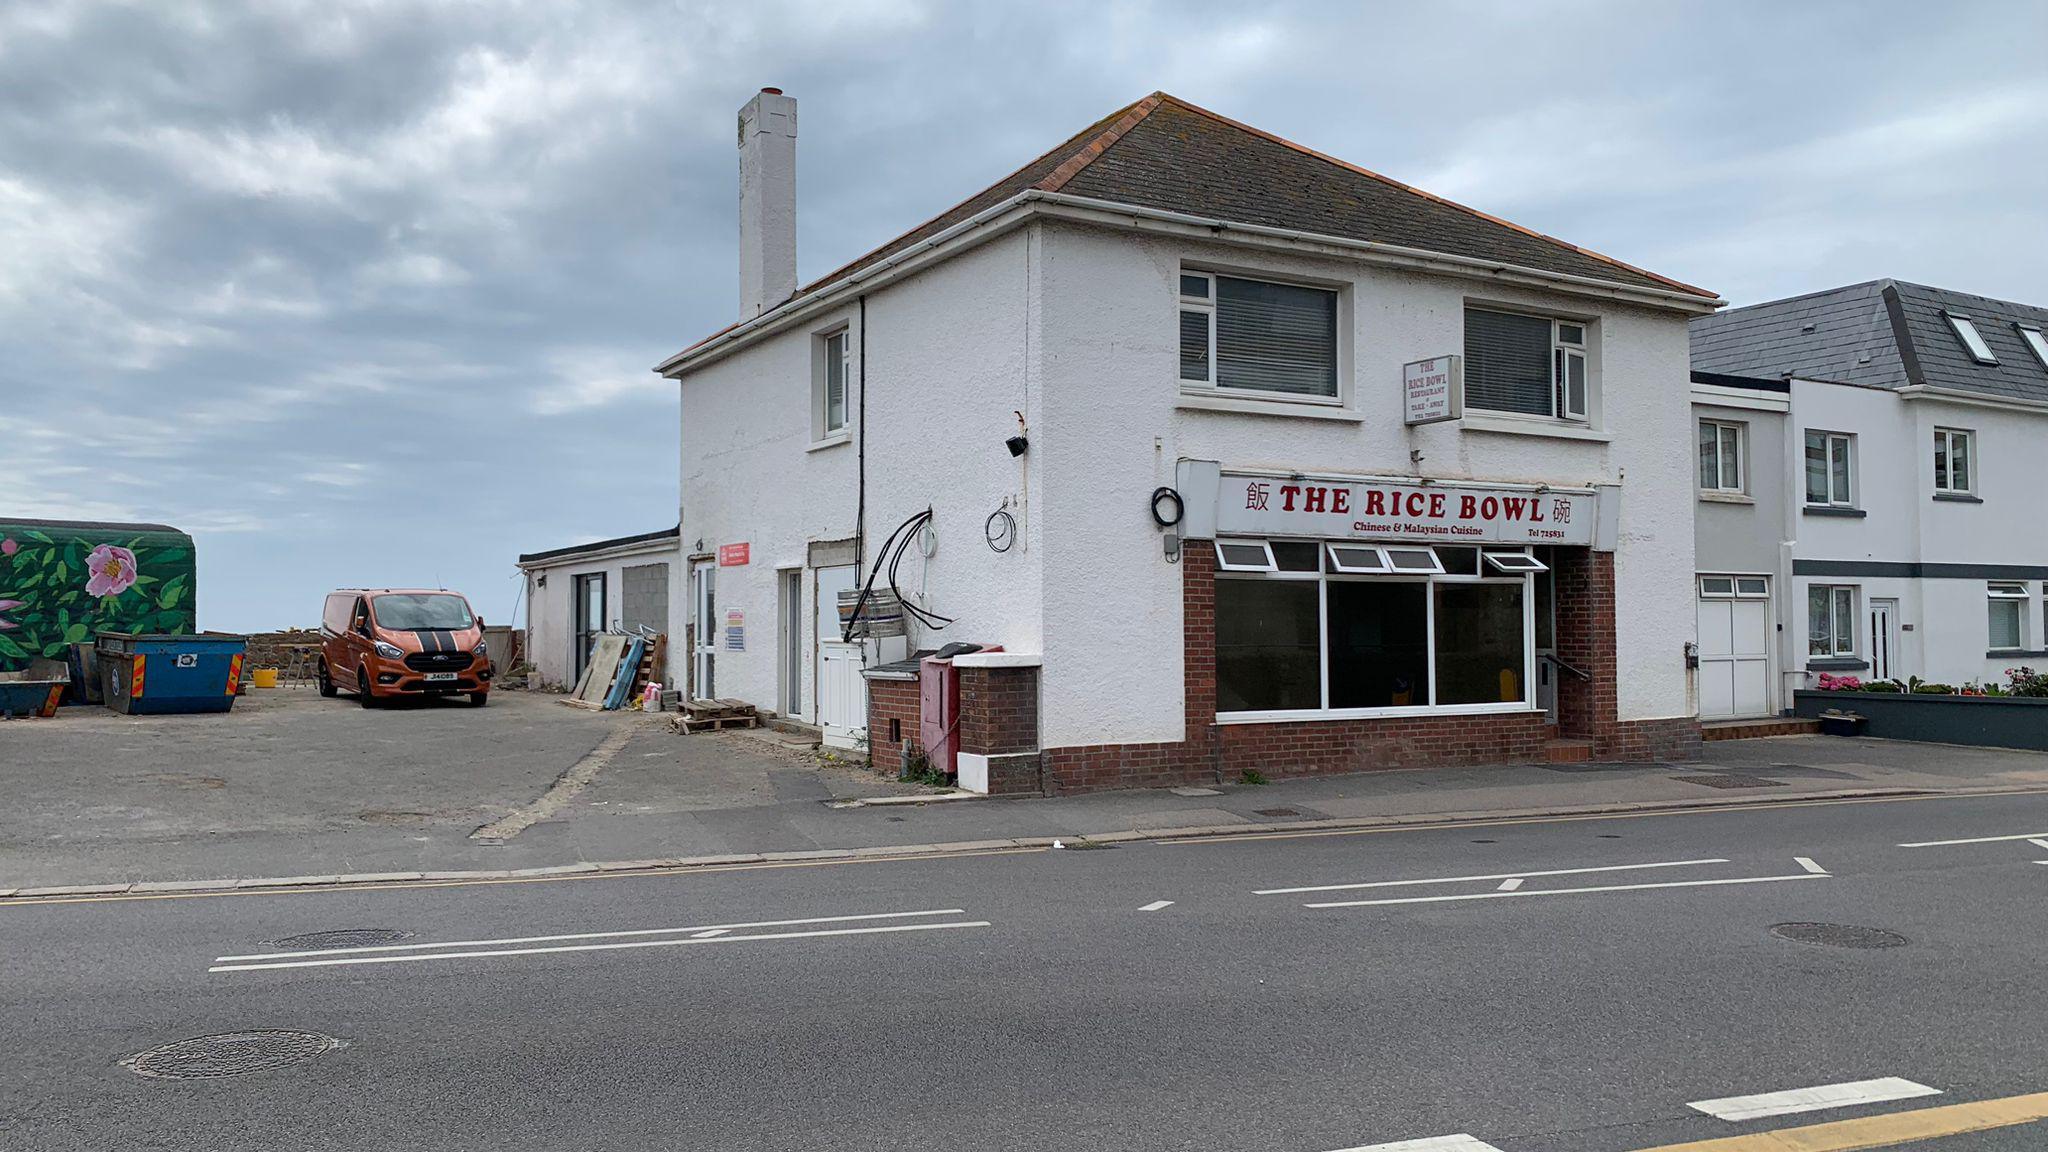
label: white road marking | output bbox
[1256,858,1729,896]
[2028,839,2048,851]
[1327,1135,1503,1152]
[1687,1076,1942,1121]
[1496,878,1523,891]
[1138,900,1174,912]
[690,928,728,939]
[210,920,991,972]
[1795,856,1828,874]
[1898,832,2048,848]
[1304,871,1827,908]
[215,908,971,962]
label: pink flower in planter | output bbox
[84,544,139,597]
[0,599,21,630]
[0,537,16,556]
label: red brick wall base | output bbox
[864,677,921,775]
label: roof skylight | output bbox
[2017,325,2048,371]
[1945,313,1997,365]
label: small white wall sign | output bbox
[1403,355,1462,425]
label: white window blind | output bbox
[1464,308,1553,416]
[1210,276,1337,397]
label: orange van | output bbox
[318,588,493,707]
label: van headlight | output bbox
[374,641,404,659]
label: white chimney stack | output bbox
[737,87,798,320]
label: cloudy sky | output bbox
[4,0,2045,632]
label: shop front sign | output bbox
[1402,355,1462,425]
[1218,472,1596,546]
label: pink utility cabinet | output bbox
[918,644,997,777]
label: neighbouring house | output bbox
[516,526,680,690]
[1690,280,2048,700]
[656,88,1721,792]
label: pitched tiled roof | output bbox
[1691,279,2048,405]
[782,91,1712,313]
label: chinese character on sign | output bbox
[1552,498,1572,524]
[1245,482,1271,512]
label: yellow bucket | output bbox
[250,667,279,689]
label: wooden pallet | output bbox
[672,696,758,733]
[676,712,759,733]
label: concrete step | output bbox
[1543,738,1594,764]
[1702,718,1823,741]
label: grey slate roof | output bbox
[1691,279,2048,405]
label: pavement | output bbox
[4,788,2047,1150]
[7,686,2048,894]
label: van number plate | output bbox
[425,672,458,682]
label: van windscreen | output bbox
[373,594,473,631]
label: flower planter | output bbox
[1793,690,2048,751]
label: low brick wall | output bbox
[865,675,921,773]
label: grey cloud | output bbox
[2,0,2043,630]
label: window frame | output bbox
[1807,583,1858,659]
[1213,539,1279,573]
[1933,426,1975,495]
[1804,430,1856,507]
[1699,419,1745,493]
[1463,306,1595,424]
[1944,312,1998,365]
[1988,582,2030,653]
[814,325,852,441]
[1177,268,1342,406]
[1214,539,1537,722]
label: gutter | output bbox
[1896,384,2048,415]
[655,190,1724,378]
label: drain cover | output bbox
[122,1030,342,1079]
[1672,773,1786,790]
[267,928,413,950]
[1253,807,1302,817]
[1771,922,1909,949]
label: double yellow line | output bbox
[1633,1090,2048,1151]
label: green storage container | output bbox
[0,518,197,674]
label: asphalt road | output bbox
[5,790,2047,1151]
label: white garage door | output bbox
[1697,576,1771,720]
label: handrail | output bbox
[1542,653,1592,682]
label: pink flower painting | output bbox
[85,544,139,597]
[0,537,17,556]
[0,599,21,630]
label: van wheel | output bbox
[468,692,489,708]
[357,666,378,708]
[317,659,337,698]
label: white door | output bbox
[813,565,865,749]
[1869,599,1898,682]
[1697,585,1771,720]
[691,562,716,701]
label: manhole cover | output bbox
[1770,922,1909,949]
[121,1030,342,1079]
[1671,773,1786,790]
[1253,807,1302,817]
[267,928,413,950]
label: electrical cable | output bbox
[985,507,1015,552]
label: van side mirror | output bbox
[475,617,485,629]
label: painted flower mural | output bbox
[0,522,196,670]
[85,544,140,597]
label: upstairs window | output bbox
[2017,324,2048,370]
[1804,430,1855,507]
[1933,427,1974,494]
[1464,308,1588,421]
[1945,313,1997,365]
[1988,583,2029,652]
[1179,271,1338,399]
[1698,420,1744,493]
[816,328,850,438]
